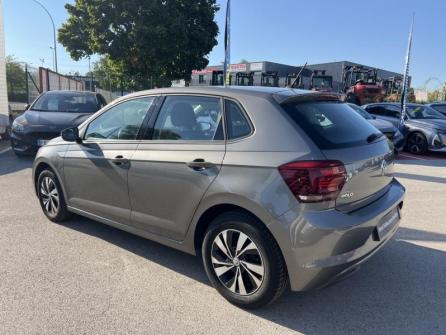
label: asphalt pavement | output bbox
[0,147,445,335]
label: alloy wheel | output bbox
[40,177,59,216]
[408,134,425,154]
[211,229,265,296]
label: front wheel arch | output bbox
[33,160,69,203]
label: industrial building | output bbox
[189,60,404,92]
[190,61,312,88]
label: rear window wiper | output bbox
[367,132,384,143]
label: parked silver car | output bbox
[363,102,446,154]
[33,87,405,308]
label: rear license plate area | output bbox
[375,207,400,240]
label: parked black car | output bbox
[348,103,404,152]
[363,102,446,154]
[427,102,446,116]
[11,91,107,155]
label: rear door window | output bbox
[282,101,380,149]
[225,100,252,139]
[365,106,386,116]
[384,107,401,119]
[152,95,223,141]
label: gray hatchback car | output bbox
[33,87,405,308]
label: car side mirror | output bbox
[61,127,81,143]
[24,104,30,111]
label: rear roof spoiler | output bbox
[273,90,342,105]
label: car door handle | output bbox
[111,155,129,166]
[186,159,214,171]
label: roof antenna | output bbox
[223,0,231,87]
[288,62,307,88]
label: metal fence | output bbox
[39,67,85,93]
[7,63,86,105]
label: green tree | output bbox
[92,56,133,91]
[58,0,219,88]
[6,56,27,99]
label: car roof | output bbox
[119,86,341,105]
[364,102,423,107]
[428,102,446,105]
[43,90,97,96]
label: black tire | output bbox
[12,149,29,157]
[37,169,72,222]
[406,132,428,155]
[202,211,288,309]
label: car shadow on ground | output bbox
[0,148,34,176]
[393,172,446,184]
[62,217,446,335]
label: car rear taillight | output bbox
[278,161,347,203]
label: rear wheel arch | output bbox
[193,204,278,255]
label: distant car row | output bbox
[10,91,107,155]
[362,103,446,154]
[8,89,446,157]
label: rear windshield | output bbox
[32,92,99,113]
[282,101,380,149]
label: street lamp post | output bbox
[49,46,55,70]
[30,0,58,73]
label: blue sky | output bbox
[4,0,446,88]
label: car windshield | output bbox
[312,76,332,88]
[348,103,373,120]
[406,105,446,119]
[430,104,446,114]
[32,92,99,113]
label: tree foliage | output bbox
[6,56,26,95]
[58,0,220,88]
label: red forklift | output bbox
[342,65,385,105]
[380,76,415,102]
[310,70,333,92]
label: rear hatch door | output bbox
[280,99,394,210]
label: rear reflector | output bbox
[278,160,347,203]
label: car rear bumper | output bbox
[268,177,405,291]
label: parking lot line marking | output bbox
[398,153,426,160]
[0,147,11,155]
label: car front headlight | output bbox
[12,118,28,132]
[438,132,446,145]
